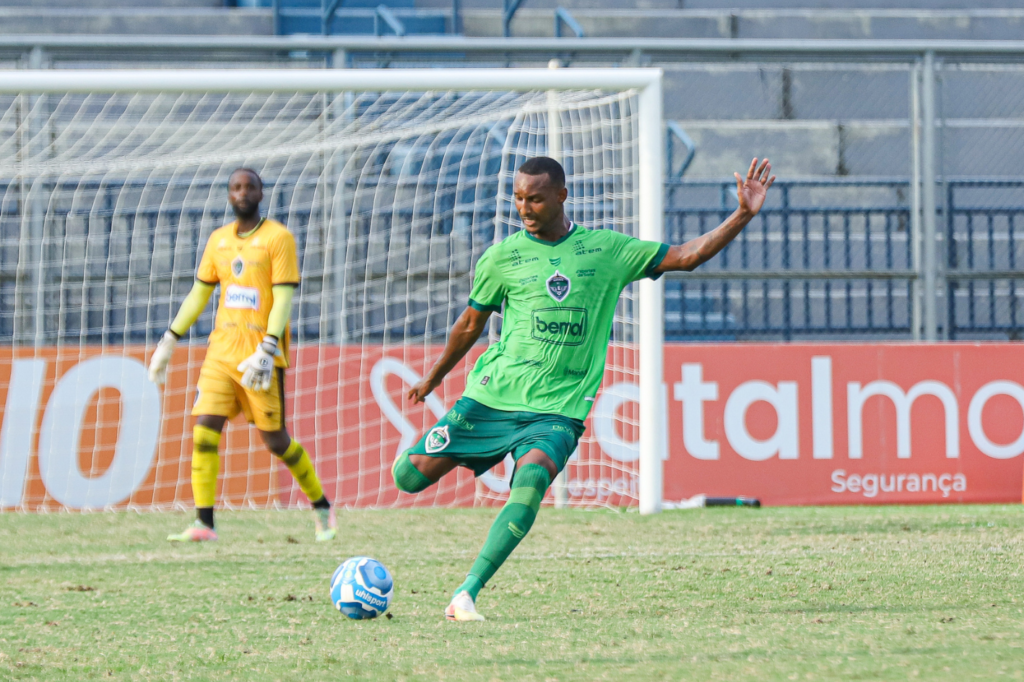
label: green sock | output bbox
[456,463,551,601]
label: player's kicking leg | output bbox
[445,449,556,622]
[391,449,489,620]
[168,414,226,542]
[394,447,489,622]
[392,448,556,622]
[393,397,576,621]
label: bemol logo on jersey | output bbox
[532,307,588,346]
[224,285,260,310]
[425,425,451,453]
[546,270,571,301]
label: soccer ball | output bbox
[330,556,394,619]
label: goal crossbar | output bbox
[0,68,661,95]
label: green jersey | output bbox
[462,225,669,420]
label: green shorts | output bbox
[406,397,585,477]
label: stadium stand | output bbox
[1,0,1022,340]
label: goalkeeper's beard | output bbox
[232,203,259,220]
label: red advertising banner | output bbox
[1,343,1022,510]
[664,344,1024,506]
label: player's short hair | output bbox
[517,157,565,188]
[229,167,263,189]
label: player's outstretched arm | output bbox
[654,157,775,274]
[407,306,491,404]
[148,280,215,385]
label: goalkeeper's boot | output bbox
[445,590,486,622]
[167,520,218,543]
[314,507,337,542]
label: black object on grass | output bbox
[704,497,761,508]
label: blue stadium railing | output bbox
[665,178,1023,341]
[1,178,1021,343]
[664,178,917,341]
[239,0,458,37]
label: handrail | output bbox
[665,120,695,178]
[1,36,1024,56]
[322,0,343,36]
[309,0,453,37]
[374,4,406,37]
[503,0,525,38]
[554,7,584,39]
[663,270,919,281]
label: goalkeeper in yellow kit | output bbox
[148,168,336,542]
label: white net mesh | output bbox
[0,84,643,512]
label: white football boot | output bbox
[313,506,337,542]
[445,590,486,622]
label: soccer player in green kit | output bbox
[395,155,775,621]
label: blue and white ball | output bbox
[330,556,394,620]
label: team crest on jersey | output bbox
[425,425,451,453]
[231,255,245,277]
[546,270,571,302]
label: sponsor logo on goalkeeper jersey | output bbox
[425,425,451,453]
[531,307,588,346]
[546,270,571,302]
[224,285,260,310]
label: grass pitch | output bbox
[2,505,1023,681]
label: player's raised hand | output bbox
[148,330,178,385]
[735,157,775,217]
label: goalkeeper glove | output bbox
[238,336,278,393]
[148,330,178,385]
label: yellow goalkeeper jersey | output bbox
[196,219,299,369]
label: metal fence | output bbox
[664,178,1024,341]
[3,175,1020,343]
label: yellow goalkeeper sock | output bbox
[191,425,221,509]
[279,440,324,503]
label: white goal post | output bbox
[0,68,665,514]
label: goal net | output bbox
[0,69,664,513]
